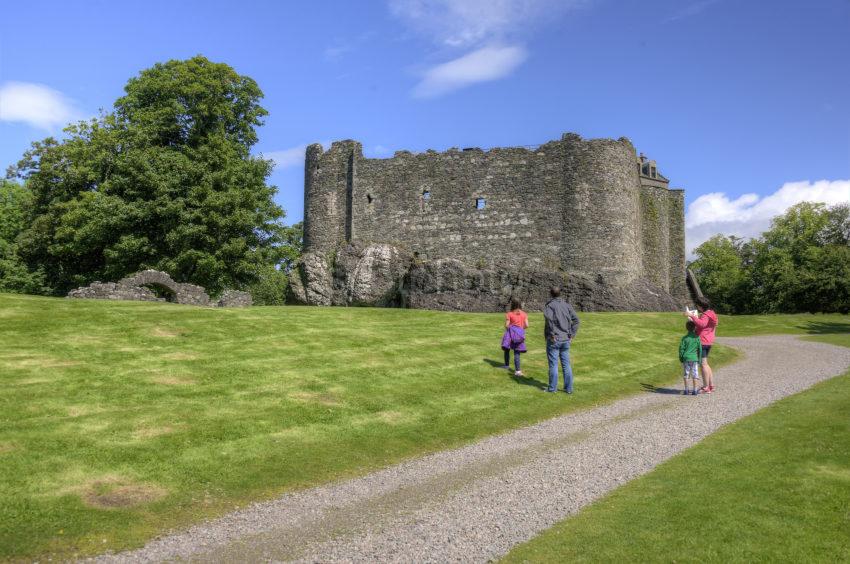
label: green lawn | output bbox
[0,294,844,559]
[504,332,850,563]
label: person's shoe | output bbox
[704,387,712,394]
[564,389,572,394]
[541,388,556,393]
[514,370,524,377]
[709,385,716,392]
[700,385,710,393]
[500,365,510,370]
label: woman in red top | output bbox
[686,296,718,393]
[501,298,529,377]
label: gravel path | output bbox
[93,335,850,563]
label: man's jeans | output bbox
[546,339,573,392]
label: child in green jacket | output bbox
[679,320,703,396]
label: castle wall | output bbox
[350,142,566,270]
[666,189,688,302]
[639,184,672,291]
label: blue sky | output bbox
[1,0,848,254]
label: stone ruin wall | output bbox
[297,132,690,311]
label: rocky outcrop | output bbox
[289,245,682,312]
[68,270,250,307]
[289,244,411,307]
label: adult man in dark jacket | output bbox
[543,286,580,393]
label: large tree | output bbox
[8,56,287,295]
[690,202,850,314]
[0,179,45,293]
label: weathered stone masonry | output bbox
[291,132,691,312]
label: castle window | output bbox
[422,190,431,201]
[476,198,486,210]
[650,166,657,178]
[367,193,373,204]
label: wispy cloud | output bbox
[263,142,328,171]
[413,45,528,98]
[389,0,578,47]
[390,0,583,98]
[664,0,721,23]
[0,81,81,131]
[685,179,850,257]
[324,31,376,61]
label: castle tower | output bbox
[302,141,362,254]
[559,134,643,285]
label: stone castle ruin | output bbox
[290,132,693,312]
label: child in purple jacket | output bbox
[501,298,528,376]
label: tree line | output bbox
[0,56,301,304]
[690,202,850,314]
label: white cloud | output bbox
[264,142,329,171]
[413,45,528,98]
[390,0,583,98]
[389,0,578,47]
[0,81,80,131]
[685,179,850,258]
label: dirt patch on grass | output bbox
[0,442,18,454]
[149,374,197,386]
[132,425,179,440]
[78,477,167,509]
[150,327,183,338]
[67,405,106,418]
[289,391,342,407]
[162,352,198,361]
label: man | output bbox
[543,286,580,393]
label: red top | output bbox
[690,309,718,345]
[506,310,528,328]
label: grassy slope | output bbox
[504,332,850,563]
[1,294,844,559]
[0,295,723,558]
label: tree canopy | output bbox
[7,56,291,296]
[690,202,850,314]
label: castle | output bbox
[290,132,692,312]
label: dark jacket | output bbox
[543,298,580,342]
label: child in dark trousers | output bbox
[501,298,528,377]
[679,320,703,395]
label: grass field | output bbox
[504,332,850,563]
[0,293,844,559]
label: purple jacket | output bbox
[501,325,527,352]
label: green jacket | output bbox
[679,332,703,363]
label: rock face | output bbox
[68,270,250,307]
[290,244,411,307]
[290,245,681,312]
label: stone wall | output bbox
[68,270,252,307]
[296,132,689,312]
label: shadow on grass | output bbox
[804,321,850,335]
[483,358,547,390]
[640,383,684,395]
